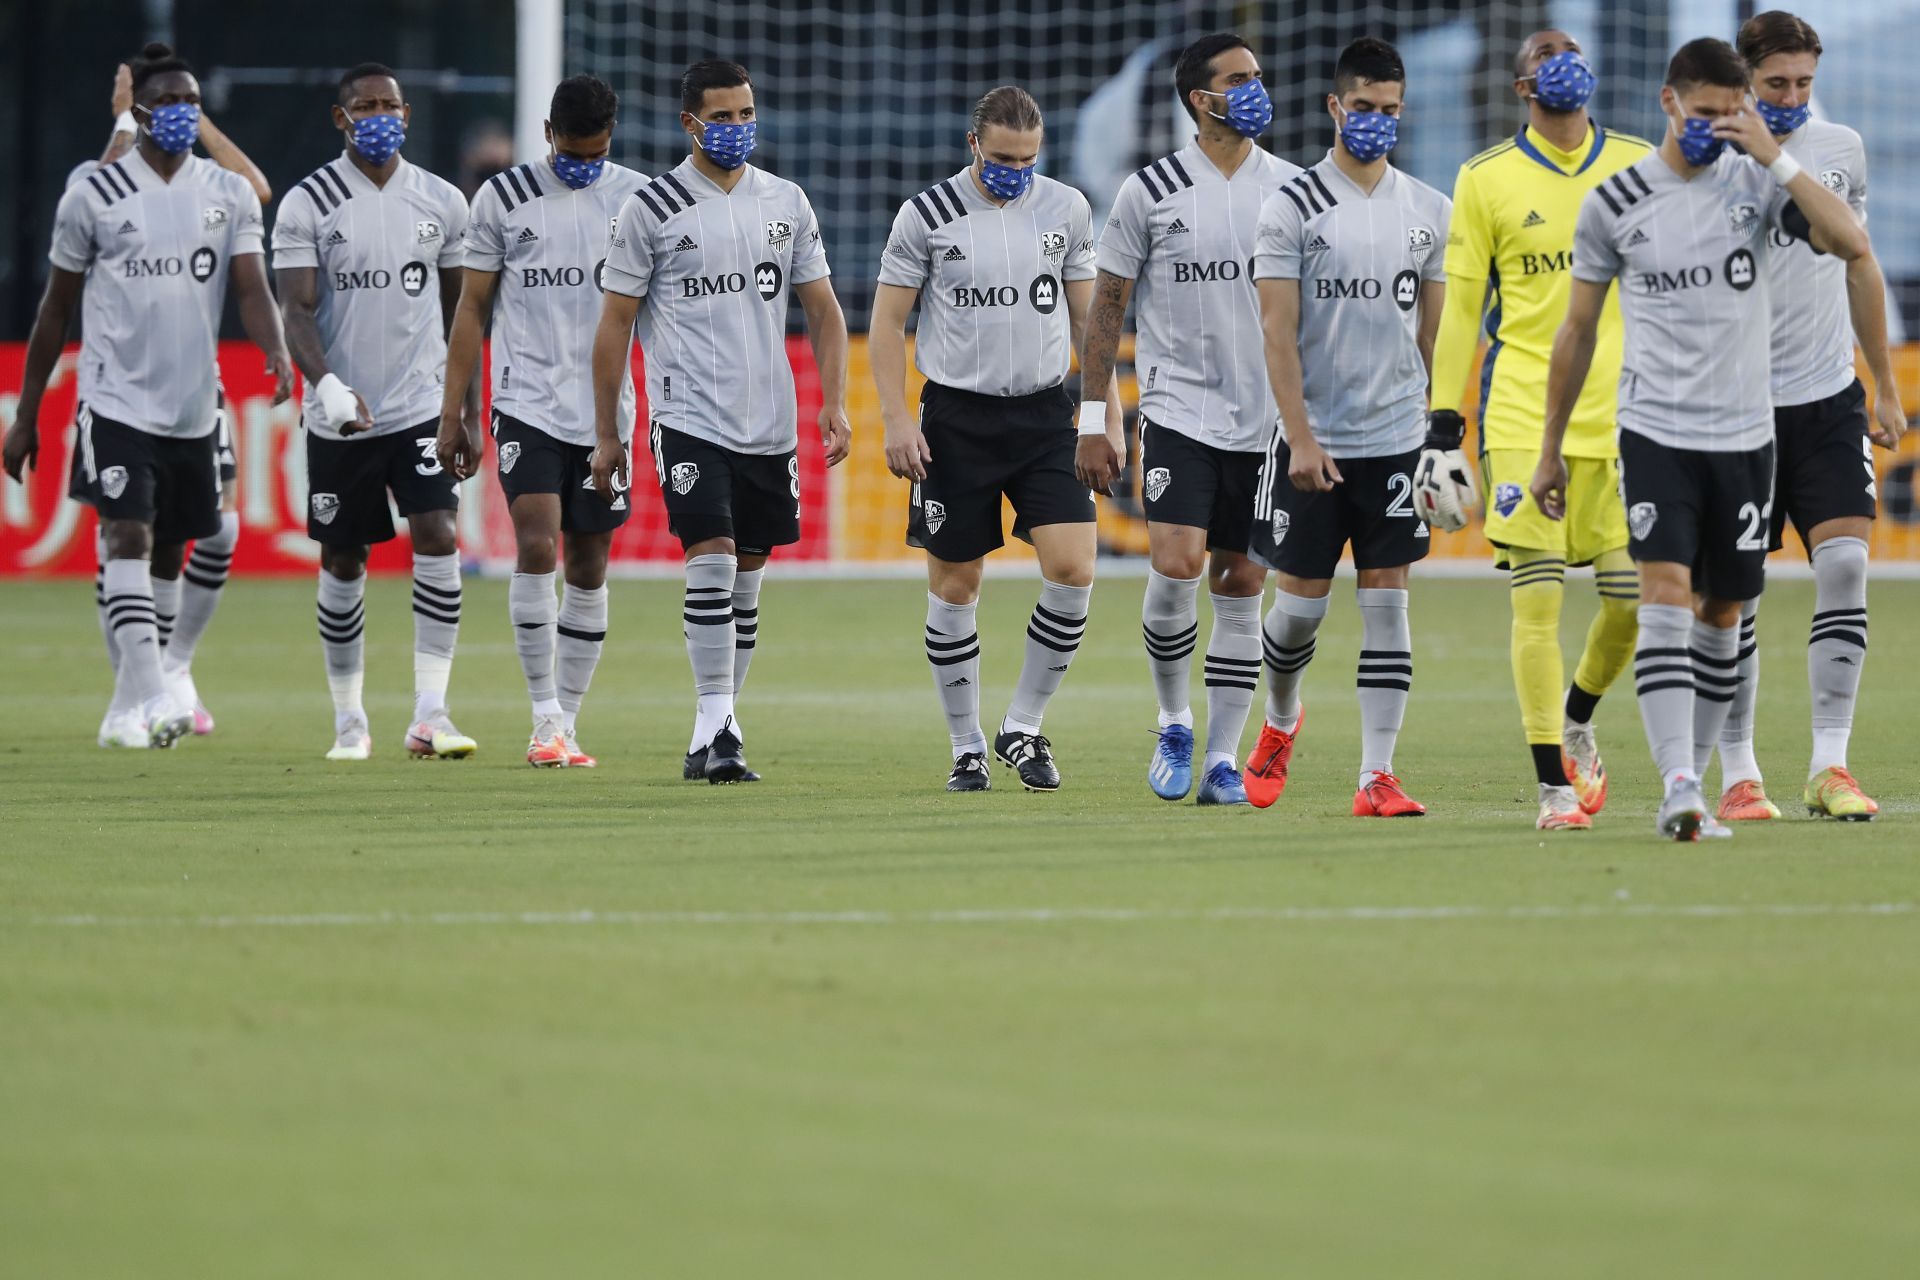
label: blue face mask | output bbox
[1336,106,1398,162]
[144,103,200,155]
[346,112,406,165]
[1529,50,1596,112]
[975,151,1035,201]
[1755,97,1810,136]
[695,118,756,169]
[1200,79,1273,138]
[550,151,604,190]
[1675,114,1726,166]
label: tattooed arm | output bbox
[1071,269,1131,494]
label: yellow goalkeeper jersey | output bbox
[1434,122,1653,459]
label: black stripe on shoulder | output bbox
[1164,152,1193,187]
[1306,170,1337,208]
[1134,165,1164,202]
[648,180,682,214]
[938,180,965,217]
[662,172,695,206]
[486,173,514,212]
[502,167,530,206]
[1289,174,1322,215]
[1624,166,1653,198]
[634,185,667,221]
[318,164,353,202]
[298,179,334,214]
[1595,182,1623,217]
[1150,158,1179,194]
[110,161,137,193]
[1609,173,1639,206]
[97,166,128,199]
[86,173,113,204]
[1280,185,1310,219]
[1466,140,1518,169]
[917,184,958,226]
[910,193,938,230]
[516,163,542,198]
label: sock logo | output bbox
[945,676,971,687]
[498,440,522,474]
[1629,501,1657,542]
[1269,508,1290,545]
[922,498,947,535]
[99,465,129,500]
[669,461,701,495]
[1144,467,1171,503]
[311,492,341,525]
[1049,664,1070,672]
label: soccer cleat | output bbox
[97,709,150,749]
[1804,766,1878,821]
[683,745,759,782]
[189,703,215,736]
[145,699,192,750]
[995,729,1061,792]
[1242,708,1304,809]
[1697,813,1734,841]
[1656,776,1708,842]
[560,734,597,769]
[406,715,476,760]
[1561,722,1608,815]
[1716,779,1781,822]
[326,717,372,762]
[1354,771,1427,818]
[706,720,750,784]
[1537,784,1592,830]
[1195,761,1250,806]
[167,668,214,735]
[946,752,991,792]
[526,734,569,768]
[1147,724,1195,800]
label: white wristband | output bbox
[1768,152,1803,186]
[1076,401,1108,437]
[114,110,136,136]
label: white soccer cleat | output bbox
[1697,813,1735,841]
[1656,776,1708,842]
[144,698,193,750]
[97,709,151,749]
[166,667,215,735]
[406,714,476,760]
[327,715,373,761]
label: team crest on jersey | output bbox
[416,220,442,244]
[1269,508,1290,544]
[1406,225,1435,257]
[766,219,793,248]
[401,262,430,297]
[1392,269,1420,312]
[202,206,228,230]
[1494,483,1523,518]
[99,465,129,500]
[1040,229,1067,260]
[754,261,784,301]
[311,492,341,526]
[923,498,947,535]
[1629,502,1658,541]
[498,441,522,474]
[1724,249,1757,291]
[1820,169,1847,194]
[190,247,217,283]
[1029,274,1059,314]
[670,462,701,495]
[1145,467,1171,503]
[1726,202,1760,236]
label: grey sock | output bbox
[510,570,559,719]
[1635,603,1696,789]
[1204,592,1262,768]
[169,511,237,671]
[732,567,763,694]
[1004,579,1091,733]
[926,593,985,758]
[557,582,609,733]
[1141,568,1200,728]
[104,559,166,710]
[1261,589,1326,732]
[1808,536,1869,773]
[685,553,737,750]
[1355,587,1412,781]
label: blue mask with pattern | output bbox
[346,113,406,165]
[1337,107,1398,162]
[976,152,1034,201]
[550,151,604,189]
[695,118,756,169]
[1529,50,1597,112]
[145,103,200,155]
[1755,98,1810,136]
[1200,79,1274,138]
[1675,114,1726,166]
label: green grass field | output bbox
[3,573,1917,1278]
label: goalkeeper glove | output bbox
[1413,409,1479,533]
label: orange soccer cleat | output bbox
[526,733,570,769]
[1717,778,1781,822]
[1241,709,1304,809]
[1354,771,1427,818]
[561,733,598,769]
[1561,722,1608,815]
[1804,767,1878,821]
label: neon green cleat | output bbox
[406,716,476,760]
[1804,767,1878,821]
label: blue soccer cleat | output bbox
[1148,724,1194,800]
[1196,761,1251,806]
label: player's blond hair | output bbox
[969,86,1043,139]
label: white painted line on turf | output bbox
[15,902,1915,930]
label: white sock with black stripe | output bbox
[1004,579,1091,734]
[1355,587,1412,786]
[167,511,237,675]
[1808,535,1869,775]
[732,567,763,694]
[556,583,609,738]
[1142,568,1200,730]
[1261,589,1326,733]
[316,569,367,732]
[926,593,985,759]
[151,573,180,655]
[1634,603,1697,790]
[104,559,166,713]
[1204,593,1262,769]
[509,571,561,727]
[1689,617,1741,784]
[1715,599,1762,787]
[95,531,134,715]
[411,552,461,723]
[684,553,738,751]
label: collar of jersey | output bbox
[678,156,751,198]
[1513,122,1605,176]
[334,151,409,192]
[1317,149,1396,199]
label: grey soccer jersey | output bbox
[1766,120,1867,407]
[466,159,648,445]
[877,169,1097,399]
[49,150,265,438]
[1252,155,1451,458]
[271,155,468,441]
[1098,142,1300,452]
[601,159,830,455]
[1573,153,1790,452]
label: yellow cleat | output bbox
[1805,767,1878,821]
[1717,779,1781,821]
[406,717,476,760]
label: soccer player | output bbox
[1428,30,1654,831]
[872,86,1114,793]
[273,63,477,761]
[438,75,647,769]
[589,60,851,784]
[74,55,273,744]
[1533,37,1869,842]
[1077,33,1301,806]
[3,43,292,748]
[1710,11,1905,822]
[1242,38,1451,818]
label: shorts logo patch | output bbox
[311,492,341,526]
[1494,482,1523,518]
[1270,508,1290,545]
[416,219,442,244]
[923,498,947,535]
[99,465,129,500]
[670,462,700,495]
[498,440,522,475]
[202,207,228,230]
[1629,501,1658,542]
[1145,467,1171,503]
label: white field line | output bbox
[14,902,1916,930]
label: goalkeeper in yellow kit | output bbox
[1427,31,1651,830]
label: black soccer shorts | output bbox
[1138,418,1265,554]
[1247,442,1430,580]
[68,405,222,544]
[493,412,631,535]
[305,419,459,547]
[905,380,1096,564]
[1769,379,1877,553]
[647,421,799,556]
[1617,428,1775,603]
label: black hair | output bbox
[129,42,194,96]
[550,74,618,137]
[1665,37,1749,92]
[338,61,401,105]
[681,60,751,117]
[1333,36,1405,96]
[1174,34,1254,124]
[1512,30,1576,80]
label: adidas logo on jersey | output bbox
[1305,233,1331,253]
[516,227,539,243]
[943,245,966,261]
[325,229,347,246]
[1522,210,1546,227]
[674,235,698,252]
[1625,228,1650,247]
[1166,218,1190,235]
[117,219,137,235]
